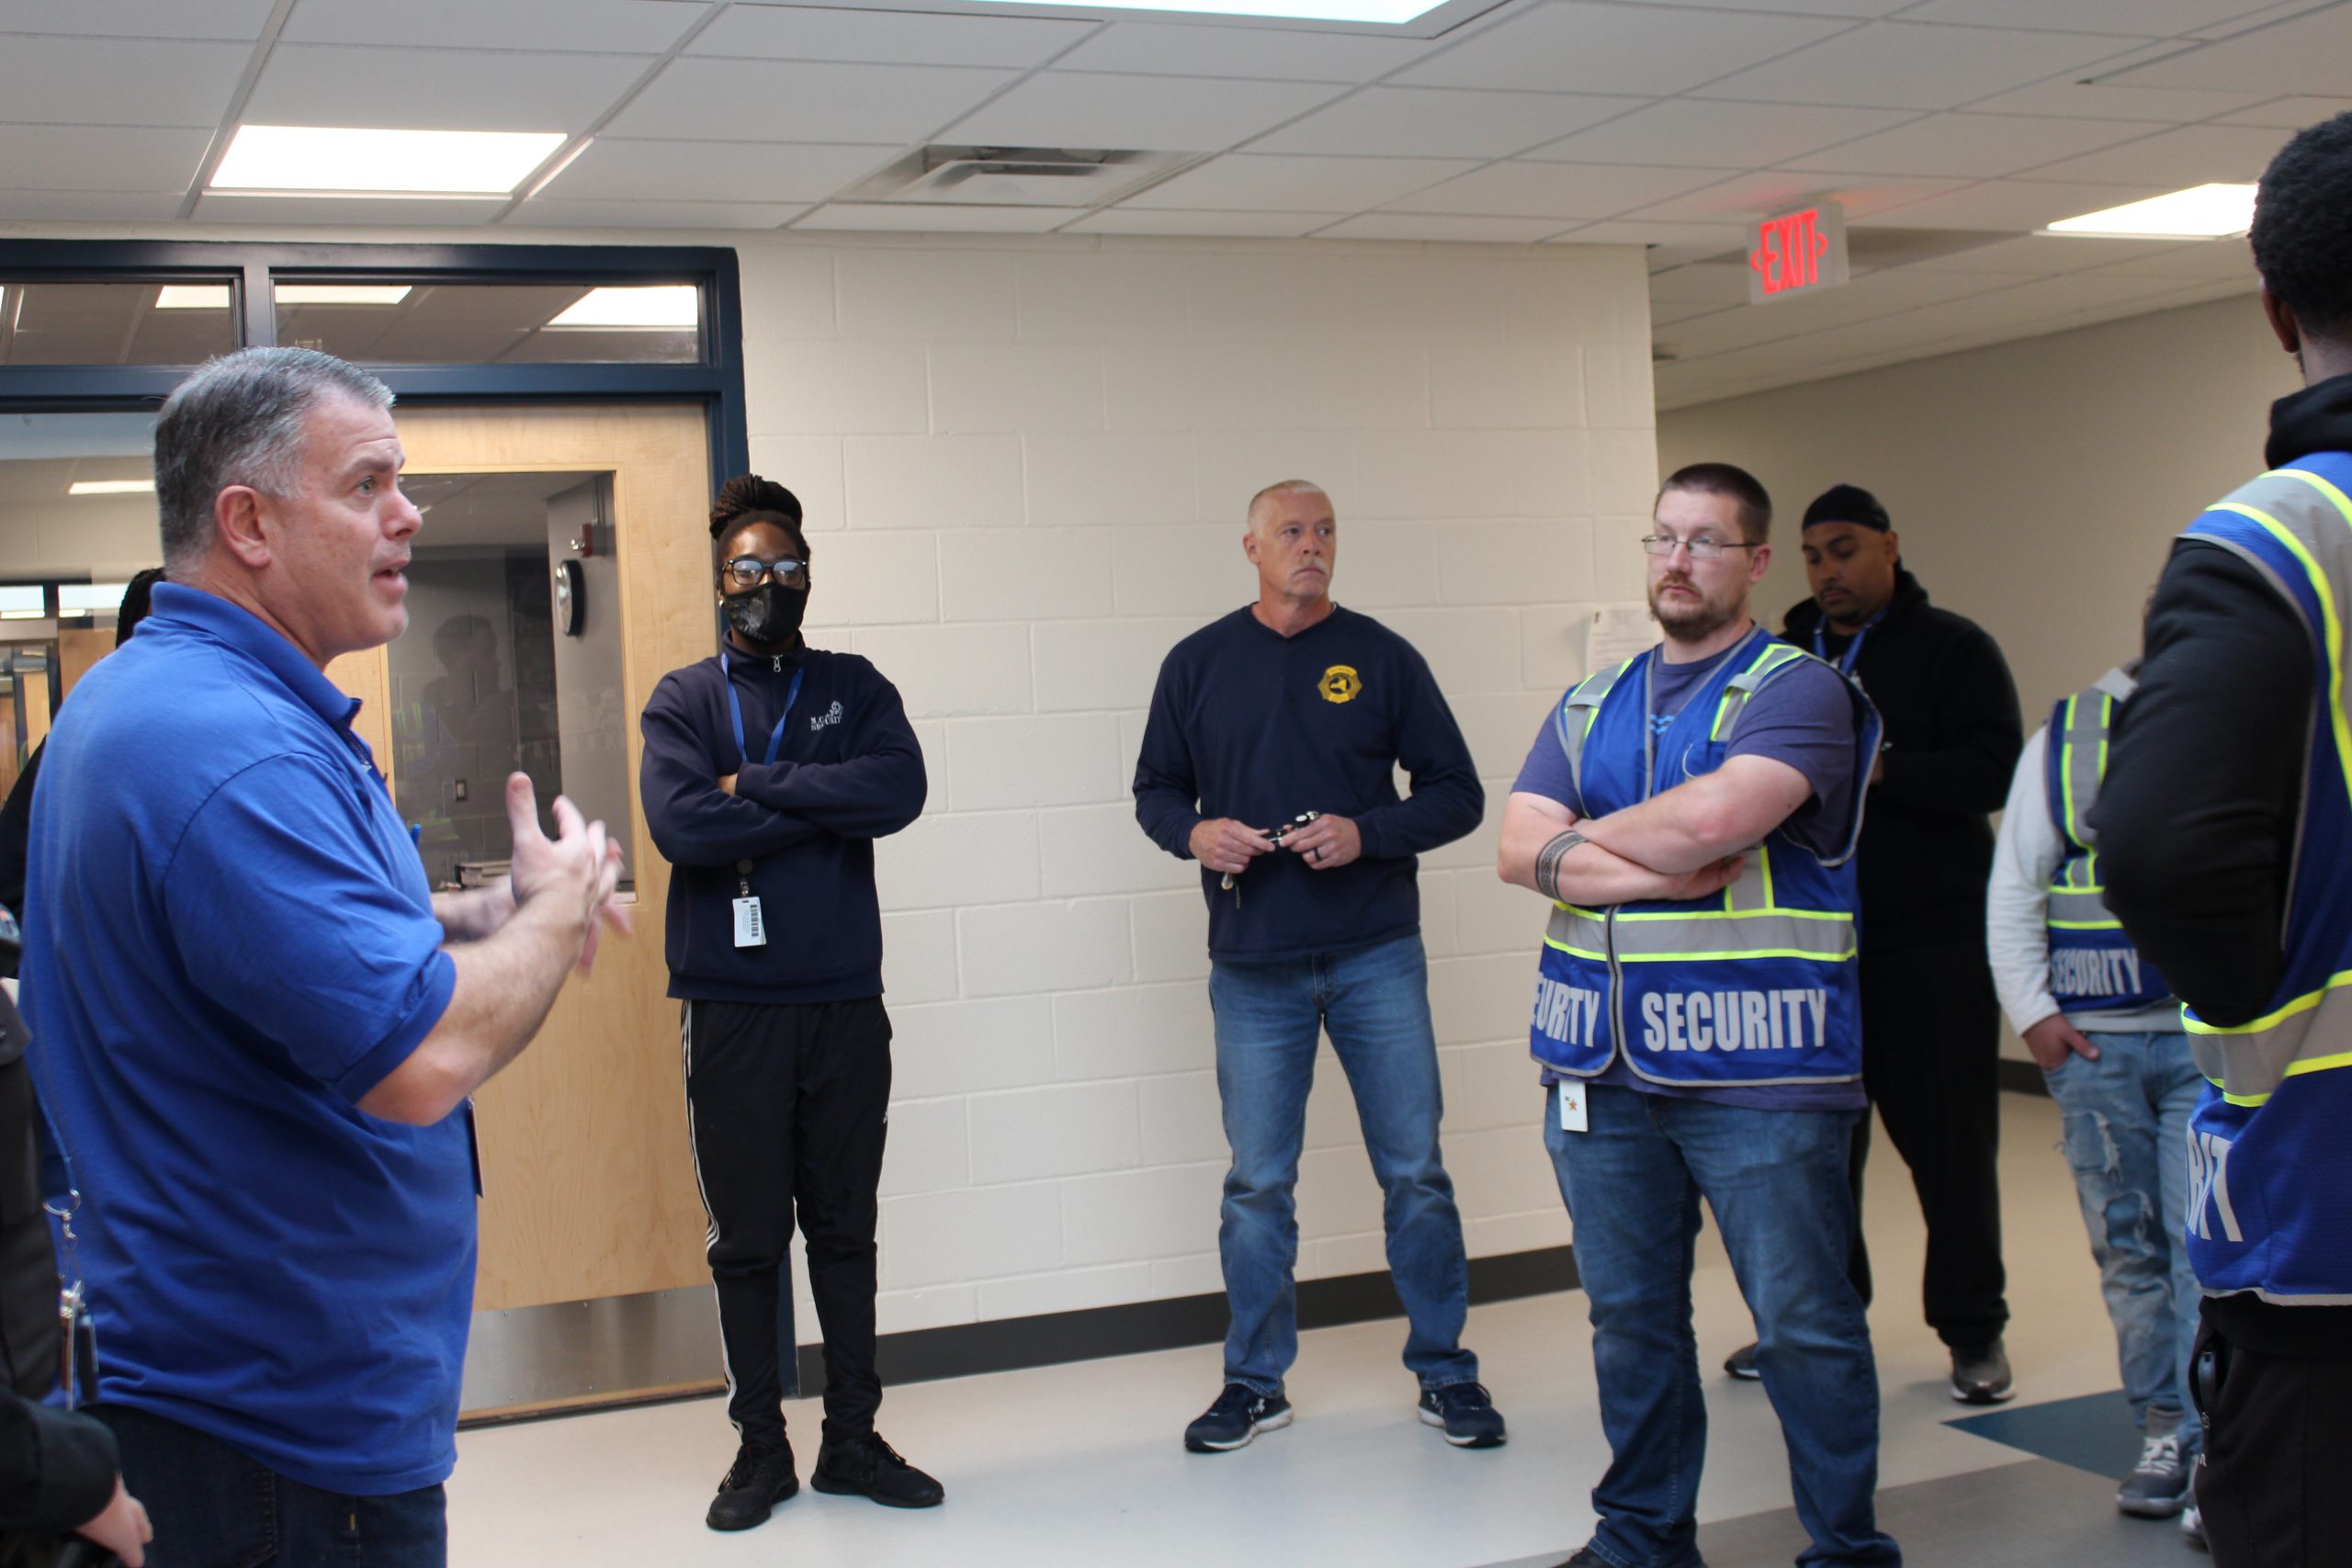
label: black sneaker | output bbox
[2118,1431,2191,1517]
[1950,1337,2016,1404]
[811,1431,944,1508]
[1724,1342,1761,1381]
[1418,1382,1507,1448]
[1183,1382,1293,1452]
[706,1441,797,1531]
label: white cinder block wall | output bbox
[732,232,1661,1344]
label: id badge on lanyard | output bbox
[722,653,801,949]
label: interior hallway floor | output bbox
[450,1090,2200,1567]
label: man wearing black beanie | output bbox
[1774,484,2024,1405]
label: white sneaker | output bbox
[2180,1504,2208,1551]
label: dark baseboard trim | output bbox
[793,1244,1579,1401]
[1997,1058,2049,1098]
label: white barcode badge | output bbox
[1558,1081,1589,1133]
[732,895,766,948]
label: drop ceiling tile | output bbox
[1559,220,1750,268]
[795,203,1069,232]
[0,125,209,192]
[1313,213,1571,242]
[282,0,700,51]
[1624,171,1965,222]
[1125,154,1475,211]
[1896,231,2203,274]
[190,193,505,225]
[1390,161,1738,220]
[510,197,806,230]
[943,73,1347,153]
[1893,0,2269,36]
[1785,113,2171,178]
[0,0,276,39]
[1049,21,1436,82]
[247,45,650,133]
[1396,5,1849,96]
[1253,87,1645,160]
[611,58,1019,144]
[2100,6,2352,96]
[2214,96,2352,129]
[1652,296,1738,326]
[689,5,1096,68]
[1594,0,1911,14]
[2076,242,2259,284]
[1065,209,1342,237]
[1964,79,2273,120]
[1860,177,2172,230]
[545,139,895,203]
[1526,99,1914,169]
[0,189,186,220]
[2015,122,2293,185]
[0,36,247,127]
[1646,259,1757,305]
[1691,21,2143,109]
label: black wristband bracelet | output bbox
[1533,829,1586,902]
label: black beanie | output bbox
[1802,483,1890,532]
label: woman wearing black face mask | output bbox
[639,475,937,1537]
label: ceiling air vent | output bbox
[842,145,1193,209]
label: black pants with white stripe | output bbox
[684,996,892,1451]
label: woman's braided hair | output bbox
[709,473,806,554]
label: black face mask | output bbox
[722,581,808,646]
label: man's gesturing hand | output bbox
[1190,818,1275,876]
[503,773,631,973]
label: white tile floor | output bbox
[449,1093,2137,1566]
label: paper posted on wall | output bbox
[1583,604,1656,676]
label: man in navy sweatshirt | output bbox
[1134,479,1500,1455]
[639,474,937,1534]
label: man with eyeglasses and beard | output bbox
[1499,463,1897,1568]
[639,474,940,1536]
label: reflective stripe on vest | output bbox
[2042,667,2172,1012]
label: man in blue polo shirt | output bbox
[22,347,626,1566]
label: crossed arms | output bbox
[1495,755,1812,905]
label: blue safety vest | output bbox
[1528,626,1881,1091]
[2043,668,2172,1013]
[2176,452,2352,1304]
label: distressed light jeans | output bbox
[2041,1029,2202,1451]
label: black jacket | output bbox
[1784,568,2022,951]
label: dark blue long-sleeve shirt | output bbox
[1134,605,1484,963]
[641,643,925,1002]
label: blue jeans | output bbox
[1209,932,1477,1393]
[2042,1030,2202,1452]
[1544,1083,1899,1568]
[95,1404,447,1567]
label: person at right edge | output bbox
[2098,109,2352,1564]
[1766,485,2024,1404]
[639,475,939,1534]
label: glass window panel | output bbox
[0,414,162,591]
[0,587,44,620]
[277,281,701,365]
[58,581,129,621]
[390,471,632,892]
[0,281,241,366]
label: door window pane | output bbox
[277,281,700,365]
[0,281,240,366]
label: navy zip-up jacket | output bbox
[1134,605,1484,963]
[640,642,925,1002]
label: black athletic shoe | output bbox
[1418,1382,1507,1448]
[706,1441,797,1531]
[1950,1337,2016,1404]
[1724,1342,1761,1381]
[811,1431,944,1508]
[1183,1382,1294,1451]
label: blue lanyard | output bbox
[1813,607,1885,675]
[721,651,805,768]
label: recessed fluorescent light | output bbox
[2042,183,2257,239]
[68,479,154,497]
[154,285,232,310]
[548,286,698,330]
[275,284,413,307]
[956,0,1438,17]
[210,125,567,196]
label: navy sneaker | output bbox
[1724,1342,1761,1381]
[2118,1432,2191,1517]
[1184,1382,1293,1452]
[1418,1381,1507,1448]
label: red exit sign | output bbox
[1747,200,1849,305]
